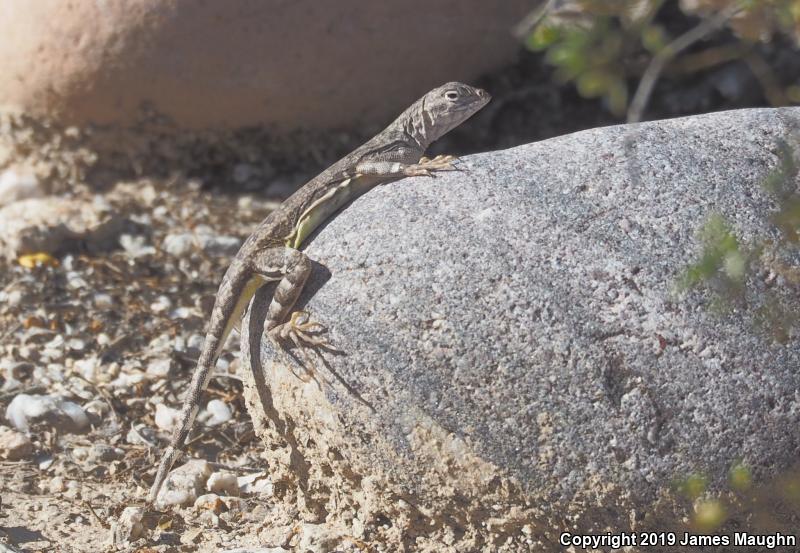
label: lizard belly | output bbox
[286,175,380,249]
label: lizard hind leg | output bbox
[271,310,341,368]
[251,248,338,371]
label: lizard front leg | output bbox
[354,154,459,179]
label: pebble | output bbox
[0,196,124,260]
[0,167,43,206]
[237,472,273,496]
[220,496,245,512]
[150,295,172,313]
[0,425,33,460]
[67,338,87,352]
[82,399,110,419]
[146,358,173,378]
[63,479,82,499]
[126,424,158,446]
[163,232,195,257]
[73,443,125,464]
[119,234,156,258]
[196,232,241,257]
[109,371,147,389]
[111,505,145,547]
[169,306,195,320]
[154,403,181,432]
[296,524,338,553]
[163,228,242,258]
[0,361,33,391]
[194,493,227,514]
[48,475,66,493]
[67,274,89,290]
[206,471,239,496]
[200,399,232,427]
[155,459,213,507]
[93,292,114,309]
[74,356,101,383]
[187,333,205,351]
[6,394,89,433]
[2,288,23,307]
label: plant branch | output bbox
[627,1,748,123]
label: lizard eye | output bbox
[445,90,460,101]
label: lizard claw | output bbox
[404,154,459,177]
[268,311,340,370]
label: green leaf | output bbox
[641,23,668,53]
[576,70,610,98]
[526,25,561,51]
[679,473,708,499]
[729,462,752,491]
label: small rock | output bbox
[162,232,195,257]
[181,527,205,544]
[67,274,89,290]
[150,295,172,314]
[146,358,173,378]
[196,233,241,257]
[296,523,341,553]
[74,356,102,383]
[67,338,86,352]
[119,234,156,258]
[0,196,124,260]
[237,195,254,210]
[237,472,273,496]
[154,403,181,432]
[257,525,294,548]
[0,167,43,206]
[2,287,23,307]
[186,333,205,351]
[207,471,238,496]
[48,476,66,493]
[93,293,114,309]
[194,493,227,514]
[63,479,82,499]
[5,394,89,433]
[155,459,213,507]
[220,496,245,512]
[87,443,125,463]
[109,370,147,388]
[351,517,364,539]
[126,424,158,446]
[37,454,54,470]
[111,505,145,547]
[0,425,33,460]
[199,399,232,427]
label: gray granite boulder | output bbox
[241,108,800,552]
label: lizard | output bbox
[148,82,491,504]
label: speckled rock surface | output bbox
[0,0,528,130]
[241,108,800,551]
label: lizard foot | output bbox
[268,311,339,368]
[404,154,459,177]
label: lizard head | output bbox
[419,82,491,142]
